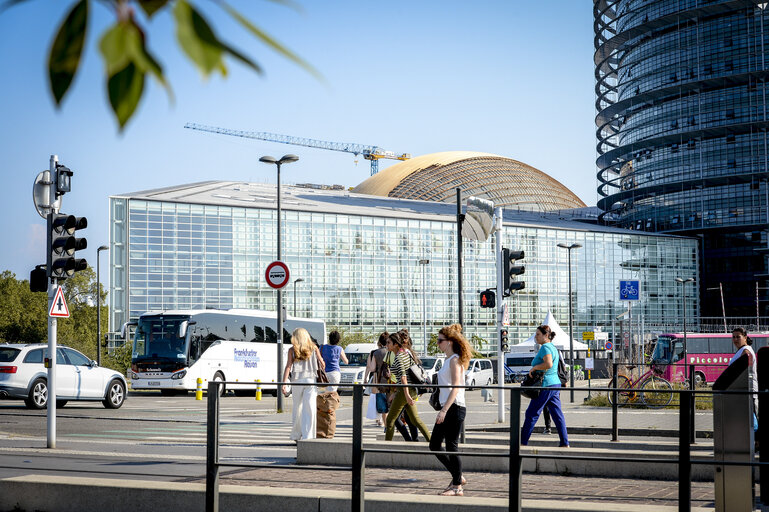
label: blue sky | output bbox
[0,1,596,281]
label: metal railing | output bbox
[203,380,769,512]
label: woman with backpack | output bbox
[383,331,431,442]
[521,324,569,447]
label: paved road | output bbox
[0,383,724,508]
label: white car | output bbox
[421,355,446,384]
[0,344,127,409]
[465,358,495,389]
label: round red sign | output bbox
[265,261,290,289]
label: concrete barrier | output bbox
[0,474,714,512]
[297,438,715,481]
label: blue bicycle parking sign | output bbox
[619,279,640,301]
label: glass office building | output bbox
[110,182,699,352]
[595,0,769,316]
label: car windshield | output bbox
[422,358,439,370]
[133,315,189,362]
[0,348,20,363]
[344,353,369,366]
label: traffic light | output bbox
[29,264,47,293]
[500,328,509,352]
[48,213,87,279]
[503,248,525,296]
[480,289,496,308]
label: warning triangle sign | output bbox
[49,286,70,318]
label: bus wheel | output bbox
[213,372,226,396]
[694,372,706,388]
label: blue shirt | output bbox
[532,343,560,387]
[320,344,343,372]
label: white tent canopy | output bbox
[510,311,589,353]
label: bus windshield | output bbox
[651,336,672,363]
[133,315,190,362]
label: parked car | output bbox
[339,343,378,394]
[0,344,127,409]
[465,358,495,389]
[421,355,446,384]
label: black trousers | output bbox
[429,403,466,485]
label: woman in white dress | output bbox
[282,328,325,441]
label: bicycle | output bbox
[607,364,673,408]
[572,364,585,381]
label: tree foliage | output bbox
[0,269,116,369]
[1,0,320,129]
[326,325,377,350]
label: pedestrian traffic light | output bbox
[29,264,47,293]
[480,289,496,308]
[500,328,509,352]
[48,213,87,279]
[503,248,525,296]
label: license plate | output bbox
[148,381,160,386]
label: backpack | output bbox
[378,352,392,384]
[556,349,568,387]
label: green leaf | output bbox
[100,19,171,97]
[218,40,262,75]
[48,0,88,105]
[219,1,321,82]
[107,62,144,129]
[174,0,226,76]
[137,0,169,17]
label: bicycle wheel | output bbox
[607,375,634,405]
[639,376,673,408]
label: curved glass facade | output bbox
[595,0,769,316]
[109,182,699,353]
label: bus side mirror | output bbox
[179,321,188,339]
[120,321,137,340]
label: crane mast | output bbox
[184,123,410,175]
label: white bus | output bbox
[125,309,326,396]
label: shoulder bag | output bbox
[521,371,543,400]
[407,353,428,386]
[315,350,329,384]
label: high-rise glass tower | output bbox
[595,0,769,318]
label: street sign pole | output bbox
[46,155,58,449]
[495,207,505,423]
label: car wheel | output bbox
[56,400,68,408]
[25,378,48,409]
[103,379,126,409]
[213,372,226,396]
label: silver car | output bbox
[0,344,126,409]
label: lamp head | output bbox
[98,245,109,252]
[295,278,305,283]
[278,154,299,165]
[259,156,278,164]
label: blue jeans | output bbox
[521,384,568,446]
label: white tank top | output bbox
[437,354,466,407]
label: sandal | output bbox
[439,486,463,497]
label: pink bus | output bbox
[650,332,769,386]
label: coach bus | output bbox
[124,309,326,395]
[650,332,769,386]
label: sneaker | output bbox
[542,428,552,435]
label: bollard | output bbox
[196,377,203,400]
[255,379,262,400]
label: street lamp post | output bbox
[675,277,695,364]
[259,154,299,413]
[293,278,304,316]
[557,242,582,403]
[418,259,429,356]
[96,245,109,366]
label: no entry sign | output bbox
[265,261,290,289]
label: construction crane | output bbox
[185,123,411,175]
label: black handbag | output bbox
[521,372,543,400]
[429,387,442,411]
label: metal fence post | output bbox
[688,364,696,445]
[612,362,618,442]
[206,381,220,512]
[678,390,691,512]
[509,388,522,512]
[352,385,365,512]
[761,389,769,506]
